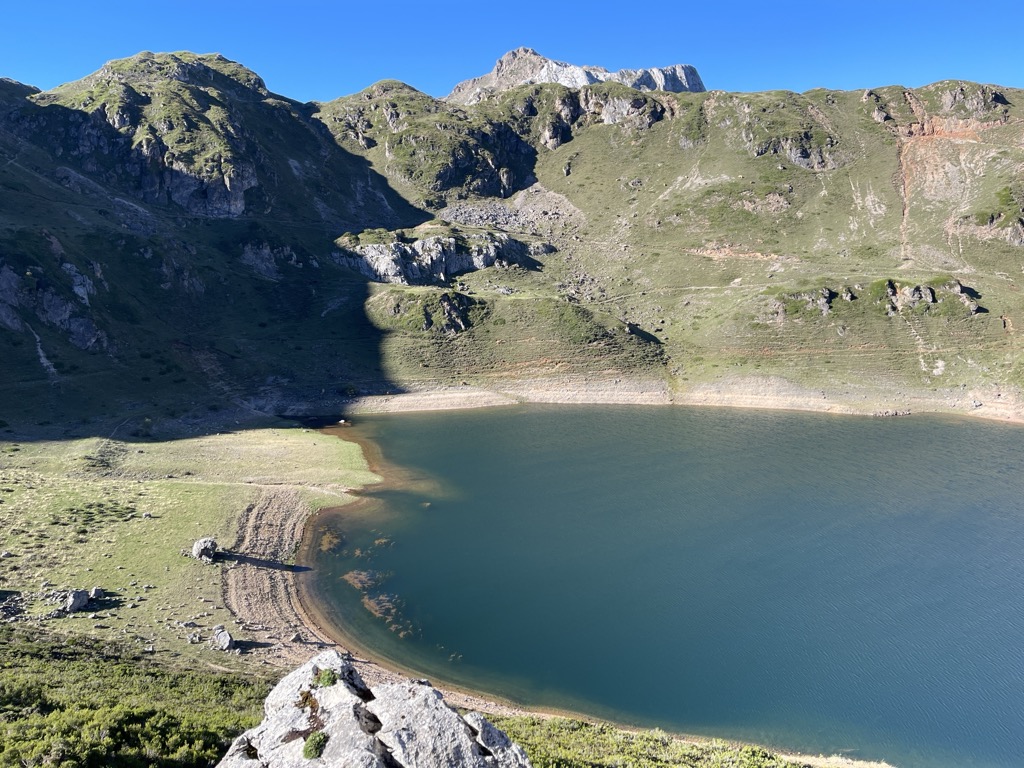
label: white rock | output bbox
[447,47,704,105]
[64,589,90,613]
[209,625,235,651]
[216,650,531,768]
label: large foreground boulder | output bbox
[217,650,530,768]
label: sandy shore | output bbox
[219,372,1020,766]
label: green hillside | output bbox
[1,53,1023,428]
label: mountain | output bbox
[1,50,1023,428]
[446,47,705,105]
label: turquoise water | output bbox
[306,406,1024,768]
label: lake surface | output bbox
[305,405,1024,768]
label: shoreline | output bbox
[218,375,1019,768]
[341,374,1024,426]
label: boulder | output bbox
[192,537,218,562]
[369,681,531,768]
[64,589,90,613]
[209,625,235,651]
[216,650,530,768]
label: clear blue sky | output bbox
[5,1,1021,102]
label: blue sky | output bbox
[5,1,1021,101]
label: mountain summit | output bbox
[446,47,705,104]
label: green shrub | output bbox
[303,730,328,759]
[0,626,269,768]
[313,668,337,688]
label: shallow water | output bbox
[305,405,1024,768]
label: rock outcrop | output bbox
[335,233,534,285]
[217,650,531,768]
[447,47,704,105]
[0,261,108,350]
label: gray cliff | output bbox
[217,650,531,768]
[447,47,705,105]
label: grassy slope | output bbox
[305,79,1020,409]
[0,626,271,768]
[0,425,375,665]
[510,83,1024,403]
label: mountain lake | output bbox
[302,405,1024,768]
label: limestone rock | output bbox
[335,233,531,285]
[464,712,531,768]
[209,624,235,651]
[64,589,90,613]
[368,680,523,768]
[216,650,531,768]
[447,48,704,105]
[192,537,218,563]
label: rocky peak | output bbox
[39,51,270,110]
[446,47,704,105]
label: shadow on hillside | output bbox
[0,81,431,440]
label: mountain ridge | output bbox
[1,50,1023,428]
[446,46,705,105]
